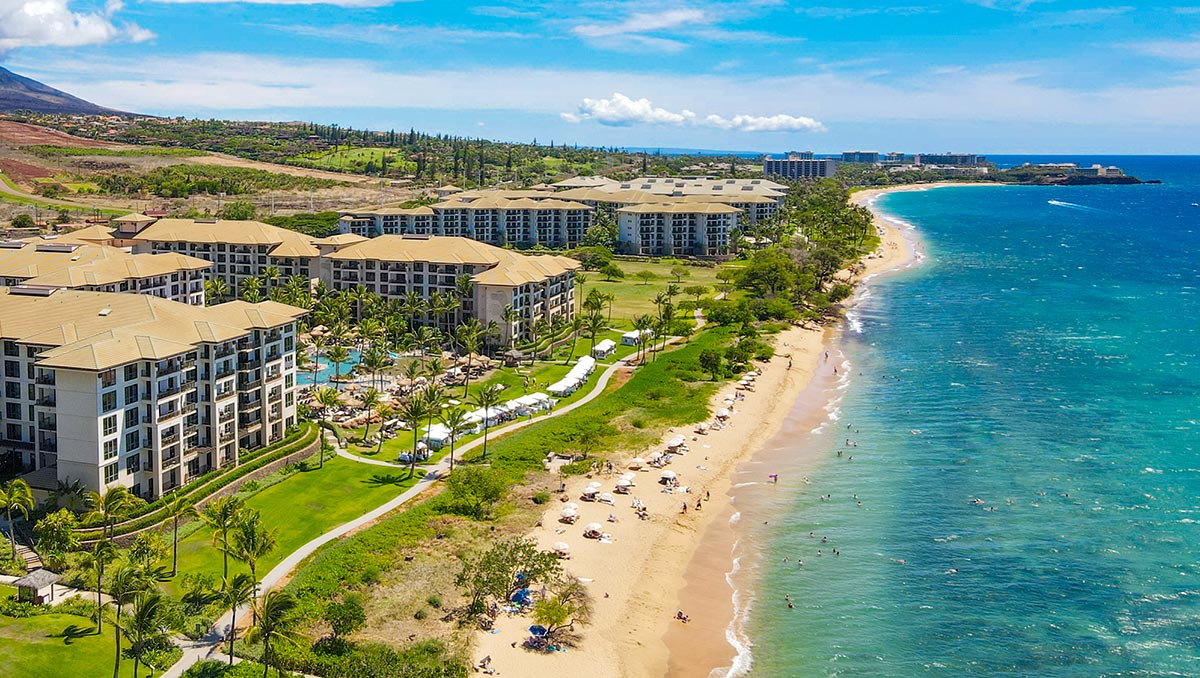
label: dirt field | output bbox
[0,157,54,183]
[0,120,120,148]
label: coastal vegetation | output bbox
[93,164,343,198]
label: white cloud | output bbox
[1028,7,1133,28]
[560,92,824,132]
[703,113,825,132]
[0,0,153,55]
[263,23,528,45]
[573,8,710,38]
[1125,35,1200,60]
[561,92,696,126]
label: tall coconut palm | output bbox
[262,265,280,299]
[438,407,470,474]
[204,277,229,305]
[360,347,389,390]
[201,496,245,583]
[469,386,502,462]
[501,304,520,351]
[241,276,264,303]
[230,512,275,611]
[127,589,170,678]
[313,386,341,470]
[164,493,196,577]
[221,573,256,665]
[374,403,394,457]
[106,564,147,678]
[632,314,654,364]
[359,388,381,441]
[50,478,87,512]
[246,590,305,678]
[574,272,588,315]
[0,479,34,561]
[422,384,445,445]
[83,485,138,541]
[414,326,440,370]
[455,322,483,397]
[83,539,118,632]
[582,311,606,353]
[401,291,427,331]
[308,336,327,387]
[399,396,432,478]
[326,345,351,389]
[562,316,585,365]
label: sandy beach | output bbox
[471,185,925,677]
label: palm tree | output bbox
[632,314,654,364]
[201,496,245,583]
[399,396,431,478]
[574,272,588,315]
[582,311,606,353]
[401,291,428,330]
[501,304,520,351]
[262,265,280,299]
[241,276,264,303]
[313,386,341,470]
[562,316,585,365]
[165,494,196,577]
[359,388,381,441]
[326,345,351,389]
[127,589,170,678]
[374,403,394,457]
[308,336,327,387]
[230,512,275,611]
[83,539,118,632]
[422,384,445,444]
[50,479,87,512]
[469,386,502,462]
[0,479,34,561]
[414,325,440,370]
[438,407,470,474]
[83,485,138,540]
[221,573,256,665]
[106,564,146,678]
[246,590,305,678]
[205,277,229,305]
[455,322,483,397]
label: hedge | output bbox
[74,423,319,542]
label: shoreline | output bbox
[658,185,929,678]
[468,184,936,677]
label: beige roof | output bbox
[25,252,211,288]
[326,235,578,287]
[551,176,621,189]
[617,202,742,215]
[316,233,369,246]
[0,288,305,371]
[132,219,320,258]
[40,225,120,245]
[0,242,124,280]
[436,184,463,192]
[113,213,158,224]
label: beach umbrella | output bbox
[660,470,677,480]
[598,492,616,504]
[615,478,633,488]
[581,487,599,496]
[583,522,603,536]
[586,481,602,490]
[529,625,549,638]
[648,452,663,461]
[560,507,577,519]
[552,541,570,553]
[746,370,758,377]
[716,408,731,419]
[565,502,580,510]
[667,435,685,448]
[628,457,646,468]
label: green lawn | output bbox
[0,584,16,599]
[0,613,148,678]
[167,454,418,594]
[289,147,416,174]
[583,260,730,324]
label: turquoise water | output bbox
[741,159,1200,676]
[297,349,361,386]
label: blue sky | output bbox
[2,1,1199,153]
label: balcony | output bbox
[158,384,182,398]
[157,408,180,422]
[143,461,153,472]
[161,432,180,446]
[239,413,262,427]
[36,418,56,432]
[181,358,196,370]
[238,377,262,390]
[215,365,235,379]
[161,454,180,469]
[35,395,56,407]
[35,373,55,385]
[38,440,57,453]
[218,409,234,423]
[184,424,199,438]
[215,345,236,359]
[182,401,197,414]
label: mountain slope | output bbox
[0,66,130,115]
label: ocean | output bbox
[729,157,1200,676]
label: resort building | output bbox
[130,218,319,297]
[915,153,988,167]
[322,235,579,344]
[0,287,304,499]
[763,156,838,180]
[841,151,881,164]
[616,203,741,257]
[338,196,593,248]
[0,240,210,305]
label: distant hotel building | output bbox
[763,153,838,179]
[1,287,304,499]
[841,151,880,164]
[915,153,988,167]
[616,203,741,257]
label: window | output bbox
[5,403,19,419]
[125,384,139,402]
[5,423,19,440]
[103,462,119,484]
[4,382,18,398]
[285,374,293,388]
[4,361,19,378]
[101,391,117,413]
[103,438,119,460]
[124,364,138,381]
[2,341,17,357]
[124,408,138,429]
[125,430,140,450]
[99,369,117,388]
[125,454,139,473]
[102,414,118,436]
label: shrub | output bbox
[413,607,427,620]
[426,593,443,609]
[532,492,551,505]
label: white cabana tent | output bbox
[621,330,642,346]
[516,394,545,412]
[592,339,617,358]
[422,423,454,449]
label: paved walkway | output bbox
[163,352,634,677]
